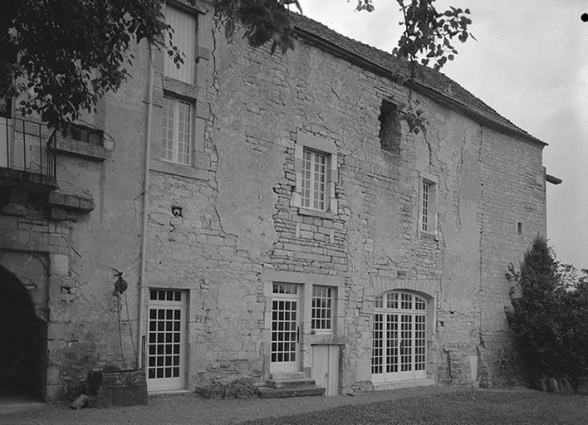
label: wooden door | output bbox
[312,345,339,396]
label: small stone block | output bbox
[70,394,88,409]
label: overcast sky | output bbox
[298,0,588,269]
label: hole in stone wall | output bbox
[171,207,183,217]
[517,222,523,235]
[378,100,401,154]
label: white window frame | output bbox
[419,173,438,237]
[301,149,328,211]
[311,285,335,334]
[292,131,338,215]
[161,95,193,166]
[371,290,428,383]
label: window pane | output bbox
[301,149,327,211]
[161,97,192,166]
[311,286,333,331]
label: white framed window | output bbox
[302,149,327,211]
[311,286,335,333]
[372,291,428,382]
[419,175,438,236]
[293,131,338,215]
[164,5,197,84]
[421,182,432,232]
[162,96,192,165]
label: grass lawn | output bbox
[240,389,588,425]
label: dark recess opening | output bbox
[378,99,401,154]
[0,266,44,400]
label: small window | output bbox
[420,180,437,234]
[311,286,334,332]
[162,95,192,165]
[379,100,401,153]
[301,149,327,211]
[69,125,103,146]
[273,282,298,295]
[517,222,523,235]
[293,132,338,215]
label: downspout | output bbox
[138,45,154,369]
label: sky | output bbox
[298,0,588,269]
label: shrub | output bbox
[506,236,588,390]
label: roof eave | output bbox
[293,26,547,149]
[546,174,563,185]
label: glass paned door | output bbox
[270,283,300,373]
[147,289,185,392]
[372,292,427,382]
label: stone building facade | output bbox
[0,2,556,400]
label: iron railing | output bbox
[0,117,57,179]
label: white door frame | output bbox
[146,289,186,392]
[372,291,428,383]
[270,283,301,373]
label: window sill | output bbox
[50,138,108,162]
[297,207,335,220]
[150,159,209,180]
[419,231,438,242]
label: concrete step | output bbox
[257,385,325,399]
[266,377,317,389]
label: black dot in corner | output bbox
[582,13,588,22]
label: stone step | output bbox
[257,385,325,399]
[266,377,317,389]
[270,372,307,381]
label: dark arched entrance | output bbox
[0,266,45,400]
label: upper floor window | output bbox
[164,5,197,84]
[162,95,192,165]
[419,175,438,236]
[301,149,327,211]
[292,131,338,215]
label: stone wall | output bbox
[0,8,546,400]
[144,13,545,394]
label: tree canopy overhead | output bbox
[0,0,169,131]
[0,0,473,131]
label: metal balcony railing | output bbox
[0,117,57,179]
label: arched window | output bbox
[371,291,428,382]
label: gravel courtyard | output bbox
[1,386,586,425]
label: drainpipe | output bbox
[138,46,154,369]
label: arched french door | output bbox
[0,266,45,399]
[371,291,428,383]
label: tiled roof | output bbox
[290,13,546,147]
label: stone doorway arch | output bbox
[0,266,46,400]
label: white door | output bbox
[372,292,427,383]
[146,289,185,392]
[312,345,339,395]
[270,283,300,373]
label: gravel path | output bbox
[0,386,473,425]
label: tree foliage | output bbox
[217,0,473,69]
[506,236,588,390]
[0,0,175,131]
[1,0,474,132]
